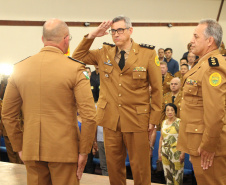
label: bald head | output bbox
[43,18,69,44]
[170,77,181,94]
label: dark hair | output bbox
[181,64,189,69]
[85,67,91,72]
[180,58,188,62]
[165,103,177,114]
[164,48,173,53]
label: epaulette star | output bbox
[68,57,86,65]
[139,43,155,50]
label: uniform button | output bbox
[182,97,184,100]
[195,129,198,132]
[119,104,122,107]
[119,84,122,86]
[138,75,141,77]
[119,94,121,97]
[120,74,123,76]
[189,89,191,92]
[180,108,182,111]
[145,109,147,112]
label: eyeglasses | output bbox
[109,28,130,35]
[64,34,72,41]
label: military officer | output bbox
[160,61,174,95]
[158,77,182,130]
[2,19,96,185]
[177,19,226,185]
[72,15,162,185]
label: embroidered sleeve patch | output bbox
[83,71,90,80]
[209,72,221,86]
[155,56,160,66]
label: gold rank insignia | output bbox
[155,56,160,66]
[209,72,221,86]
[208,57,219,67]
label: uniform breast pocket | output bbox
[183,85,199,104]
[132,71,147,89]
[102,65,113,82]
[186,122,204,151]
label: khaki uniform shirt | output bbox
[2,46,96,162]
[162,72,174,95]
[158,91,182,130]
[177,49,226,156]
[72,37,162,132]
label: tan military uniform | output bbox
[73,37,162,185]
[162,72,174,95]
[2,46,96,185]
[158,91,182,130]
[177,49,226,185]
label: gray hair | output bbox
[199,19,223,48]
[43,19,69,43]
[112,15,132,28]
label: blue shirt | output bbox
[164,58,179,75]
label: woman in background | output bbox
[158,103,185,185]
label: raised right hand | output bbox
[87,21,112,39]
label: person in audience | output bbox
[164,48,179,75]
[158,77,182,130]
[187,52,196,69]
[161,61,174,95]
[95,125,108,176]
[180,64,189,77]
[159,103,185,185]
[72,15,162,185]
[85,66,92,77]
[180,58,188,65]
[0,76,23,164]
[182,43,192,59]
[90,65,100,103]
[158,48,165,62]
[177,19,226,185]
[1,18,96,185]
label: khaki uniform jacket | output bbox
[72,37,162,132]
[159,91,182,126]
[162,72,174,95]
[2,46,96,162]
[177,49,226,156]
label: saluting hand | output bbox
[87,21,112,39]
[77,154,88,180]
[198,147,215,170]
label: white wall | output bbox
[0,0,225,73]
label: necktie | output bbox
[162,76,165,84]
[119,50,126,70]
[172,96,175,103]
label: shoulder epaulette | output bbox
[68,57,86,65]
[14,56,31,65]
[208,57,219,67]
[103,42,115,47]
[139,43,155,50]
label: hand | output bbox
[148,124,155,141]
[77,154,88,180]
[198,147,215,170]
[158,153,162,161]
[179,152,185,164]
[18,151,24,162]
[87,21,112,39]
